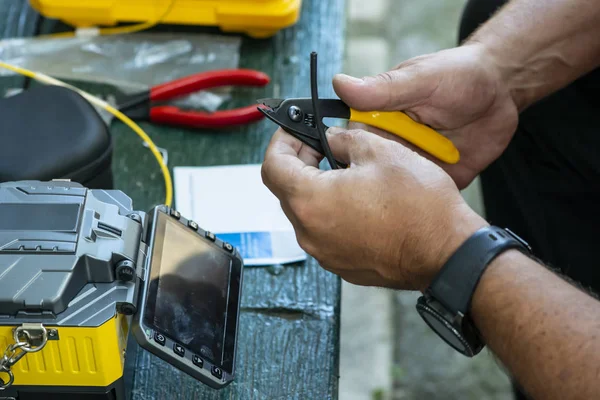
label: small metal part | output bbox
[0,324,48,390]
[205,231,216,241]
[15,324,48,350]
[0,367,14,390]
[119,303,137,316]
[128,213,142,223]
[47,329,59,340]
[287,105,303,122]
[115,260,136,282]
[257,98,284,110]
[170,209,181,219]
[304,114,315,127]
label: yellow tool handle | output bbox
[349,109,460,164]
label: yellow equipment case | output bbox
[29,0,302,38]
[0,181,143,400]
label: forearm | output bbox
[471,249,600,399]
[465,0,600,110]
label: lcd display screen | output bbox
[144,211,240,372]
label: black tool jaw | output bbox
[257,53,352,169]
[258,98,350,159]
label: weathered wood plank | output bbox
[0,0,346,397]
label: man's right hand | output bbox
[333,44,518,189]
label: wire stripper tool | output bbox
[258,52,459,169]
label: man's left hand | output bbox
[261,128,487,291]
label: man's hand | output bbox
[261,127,487,291]
[333,44,518,189]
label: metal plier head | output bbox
[258,97,350,166]
[258,52,461,170]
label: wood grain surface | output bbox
[0,1,346,398]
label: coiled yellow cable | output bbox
[0,61,173,206]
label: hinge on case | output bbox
[136,244,148,281]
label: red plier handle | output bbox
[140,69,270,129]
[150,69,270,102]
[150,105,265,128]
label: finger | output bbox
[266,128,323,168]
[325,127,383,165]
[297,141,324,167]
[347,121,457,169]
[262,129,322,199]
[347,121,413,144]
[332,67,436,112]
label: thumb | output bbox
[332,68,433,112]
[326,127,383,165]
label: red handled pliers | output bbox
[115,69,270,129]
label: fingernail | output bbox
[334,74,363,84]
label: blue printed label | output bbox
[217,232,273,259]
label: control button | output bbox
[205,231,216,241]
[173,343,185,357]
[211,366,223,379]
[170,209,181,219]
[192,355,204,368]
[223,242,234,253]
[188,220,199,231]
[154,332,166,346]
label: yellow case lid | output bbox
[30,0,302,38]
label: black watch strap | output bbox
[426,226,531,315]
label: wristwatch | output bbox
[416,225,532,357]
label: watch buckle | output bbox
[453,311,465,327]
[504,228,532,252]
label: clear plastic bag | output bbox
[0,32,241,111]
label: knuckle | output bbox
[336,129,363,146]
[346,129,379,157]
[376,71,396,85]
[363,141,379,160]
[377,71,397,106]
[344,128,365,138]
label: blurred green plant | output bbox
[372,388,385,400]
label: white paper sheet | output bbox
[174,165,306,266]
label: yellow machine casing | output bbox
[0,314,129,388]
[28,0,302,38]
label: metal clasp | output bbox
[0,324,48,390]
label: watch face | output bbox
[419,311,467,354]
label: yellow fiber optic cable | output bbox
[0,61,173,206]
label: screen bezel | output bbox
[141,208,242,374]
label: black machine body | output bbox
[0,181,244,397]
[132,206,244,389]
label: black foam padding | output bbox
[0,85,113,188]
